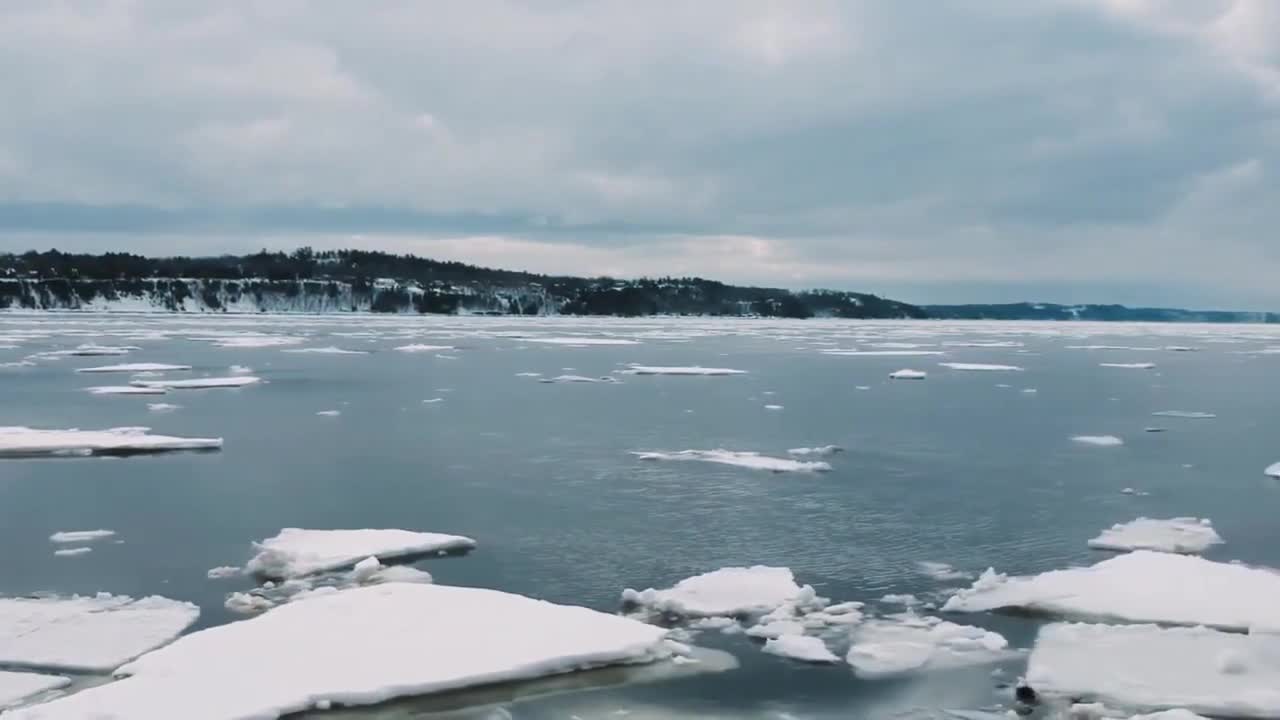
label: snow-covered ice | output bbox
[206,566,241,580]
[1088,518,1223,554]
[1100,363,1157,369]
[917,561,973,581]
[1027,623,1280,719]
[942,550,1280,632]
[618,365,747,376]
[228,365,253,374]
[392,344,455,353]
[938,363,1024,372]
[0,594,199,673]
[1151,411,1217,419]
[131,376,260,390]
[146,403,180,413]
[244,528,477,579]
[5,583,674,720]
[538,375,619,384]
[1264,462,1280,478]
[762,635,840,663]
[49,530,115,544]
[787,445,844,457]
[630,449,832,473]
[32,344,138,358]
[204,335,303,349]
[52,547,91,557]
[281,346,368,355]
[622,566,813,618]
[522,337,641,346]
[76,363,191,373]
[0,672,69,710]
[763,404,783,410]
[823,349,945,356]
[87,385,169,396]
[1073,435,1124,447]
[889,369,927,380]
[0,426,222,458]
[316,410,341,417]
[846,613,1012,679]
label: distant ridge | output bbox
[924,302,1278,323]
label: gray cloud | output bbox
[0,0,1278,307]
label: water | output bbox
[3,314,1280,719]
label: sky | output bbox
[0,1,1278,309]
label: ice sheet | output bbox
[0,426,222,458]
[630,449,832,473]
[245,528,477,579]
[1088,517,1222,554]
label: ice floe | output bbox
[917,561,973,581]
[76,363,191,373]
[1100,363,1156,369]
[87,386,169,396]
[316,410,341,417]
[942,550,1280,632]
[618,365,747,376]
[622,566,813,619]
[228,365,253,374]
[131,376,260,390]
[206,566,241,580]
[1088,517,1222,554]
[1073,435,1124,447]
[9,584,676,720]
[522,337,641,346]
[392,344,455,353]
[787,445,844,457]
[764,404,783,410]
[49,530,115,544]
[762,635,840,663]
[938,363,1025,372]
[52,547,91,557]
[146,403,180,413]
[0,672,69,710]
[537,375,619,384]
[0,426,222,458]
[514,372,542,377]
[281,346,369,355]
[630,449,832,473]
[204,335,303,349]
[244,528,477,579]
[890,369,927,380]
[1151,411,1217,419]
[31,344,138,358]
[0,594,199,673]
[846,613,1012,679]
[1266,462,1280,478]
[943,341,1024,348]
[823,349,946,356]
[1027,623,1280,719]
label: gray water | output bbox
[3,314,1280,719]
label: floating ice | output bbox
[1073,435,1124,447]
[53,548,91,557]
[1027,623,1280,719]
[0,594,199,673]
[823,350,946,356]
[32,344,138,358]
[228,365,253,375]
[206,566,241,580]
[1088,518,1223,554]
[422,398,445,404]
[315,410,341,417]
[939,363,1025,372]
[523,337,641,346]
[890,369,927,380]
[514,372,542,377]
[1022,388,1038,394]
[0,672,69,710]
[146,403,180,413]
[622,566,812,618]
[87,386,168,396]
[205,335,303,349]
[1267,462,1280,478]
[618,365,747,376]
[0,361,35,369]
[787,445,844,457]
[943,341,1024,348]
[764,404,784,410]
[49,530,115,544]
[846,613,1012,679]
[630,450,832,473]
[392,344,455,353]
[281,346,369,355]
[942,550,1280,632]
[1121,488,1151,497]
[538,375,619,384]
[1151,411,1217,419]
[762,635,840,663]
[0,426,222,458]
[1100,363,1156,369]
[1164,346,1199,352]
[880,594,921,606]
[131,376,260,390]
[7,584,674,720]
[76,363,191,374]
[245,528,477,579]
[917,561,973,581]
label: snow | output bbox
[1151,411,1217,419]
[1264,462,1280,478]
[0,672,69,710]
[280,346,368,355]
[1073,435,1124,447]
[392,344,455,353]
[619,365,747,376]
[622,566,811,618]
[206,566,241,580]
[917,561,973,581]
[0,594,199,673]
[630,449,832,473]
[1100,363,1157,369]
[87,385,169,395]
[846,613,1012,679]
[131,376,260,389]
[523,337,641,346]
[762,635,840,663]
[0,426,222,458]
[146,403,180,413]
[1026,623,1280,719]
[76,363,191,373]
[942,550,1280,632]
[538,375,619,384]
[6,583,674,720]
[1088,518,1223,554]
[245,528,477,579]
[787,445,844,457]
[53,547,92,557]
[938,363,1025,372]
[889,369,927,380]
[49,530,115,544]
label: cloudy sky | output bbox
[1,1,1277,308]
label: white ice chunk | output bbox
[1088,517,1223,554]
[762,635,840,663]
[1073,435,1124,447]
[846,613,1012,679]
[917,561,973,581]
[889,369,927,380]
[0,426,222,458]
[245,528,477,579]
[87,386,169,395]
[7,584,672,720]
[942,550,1280,632]
[76,363,191,373]
[1027,623,1280,719]
[538,375,619,384]
[392,344,455,353]
[630,449,831,473]
[0,671,70,710]
[787,445,844,457]
[823,350,946,356]
[204,335,303,349]
[206,566,241,580]
[1151,411,1216,419]
[53,548,91,557]
[49,530,115,544]
[1100,363,1157,369]
[618,365,746,376]
[0,594,199,673]
[1129,712,1211,720]
[32,344,138,358]
[146,403,180,413]
[523,337,641,345]
[315,410,341,417]
[130,376,260,390]
[763,404,783,410]
[281,346,368,355]
[228,365,253,374]
[939,363,1025,372]
[1265,462,1280,478]
[622,566,810,618]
